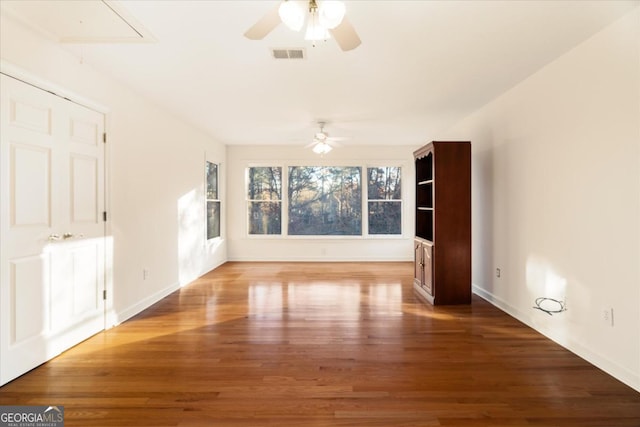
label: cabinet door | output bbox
[413,240,423,287]
[422,242,433,295]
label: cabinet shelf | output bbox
[417,207,433,211]
[417,180,433,186]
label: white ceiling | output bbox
[3,0,638,146]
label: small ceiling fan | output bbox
[306,121,347,154]
[244,0,361,51]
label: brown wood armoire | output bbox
[414,141,471,305]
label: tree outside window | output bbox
[288,166,361,236]
[247,167,282,235]
[246,165,401,237]
[367,166,402,235]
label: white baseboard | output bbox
[110,281,180,327]
[472,284,640,393]
[228,256,413,262]
[107,260,228,328]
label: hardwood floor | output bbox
[1,262,639,426]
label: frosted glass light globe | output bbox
[279,1,305,31]
[318,1,346,29]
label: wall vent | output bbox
[271,48,306,59]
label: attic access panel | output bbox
[1,0,155,43]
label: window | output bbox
[206,161,220,239]
[367,167,402,235]
[246,164,401,237]
[288,166,361,235]
[247,167,282,235]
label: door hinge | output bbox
[103,211,107,222]
[103,290,107,300]
[103,132,107,143]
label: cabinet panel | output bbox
[413,239,433,297]
[422,242,433,295]
[413,240,422,287]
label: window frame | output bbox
[206,161,221,240]
[246,165,283,236]
[287,165,363,237]
[366,166,403,236]
[245,161,406,239]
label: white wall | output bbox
[227,144,416,261]
[439,8,640,391]
[0,14,227,325]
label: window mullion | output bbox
[282,164,289,236]
[362,164,368,237]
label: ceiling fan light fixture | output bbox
[304,24,331,41]
[279,0,305,31]
[305,0,330,42]
[304,20,330,41]
[318,1,346,29]
[314,132,327,141]
[244,0,360,51]
[312,141,332,154]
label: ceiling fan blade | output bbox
[244,3,281,40]
[329,16,361,51]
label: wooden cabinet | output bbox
[413,141,471,305]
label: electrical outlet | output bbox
[143,269,149,280]
[496,268,501,278]
[603,308,614,327]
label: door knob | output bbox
[62,233,84,240]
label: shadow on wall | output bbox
[472,142,494,292]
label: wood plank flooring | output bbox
[1,262,639,426]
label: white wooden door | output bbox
[0,74,106,385]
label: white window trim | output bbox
[245,160,408,239]
[245,165,283,237]
[366,165,403,237]
[206,160,222,241]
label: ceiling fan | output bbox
[244,0,361,51]
[306,121,347,154]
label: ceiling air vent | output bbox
[271,48,306,60]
